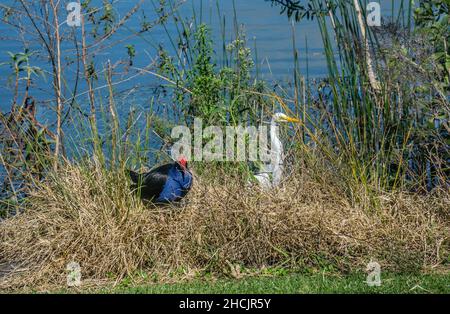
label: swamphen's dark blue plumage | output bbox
[129,158,193,203]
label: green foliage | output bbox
[82,0,118,38]
[156,20,268,127]
[267,0,449,192]
[0,50,44,88]
[0,100,55,217]
[188,25,225,123]
[415,0,449,26]
[414,0,450,87]
[125,44,136,66]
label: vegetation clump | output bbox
[0,157,447,290]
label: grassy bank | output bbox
[89,273,450,294]
[0,160,448,291]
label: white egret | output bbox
[253,112,299,189]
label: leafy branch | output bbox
[266,0,327,21]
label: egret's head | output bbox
[273,112,300,123]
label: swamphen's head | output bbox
[178,157,188,169]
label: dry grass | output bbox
[0,159,448,291]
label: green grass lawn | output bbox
[102,273,450,294]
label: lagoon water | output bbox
[0,0,410,197]
[0,0,401,117]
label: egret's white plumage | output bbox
[254,112,299,189]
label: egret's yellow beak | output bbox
[283,116,300,123]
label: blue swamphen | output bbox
[129,158,193,204]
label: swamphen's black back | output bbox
[129,159,193,203]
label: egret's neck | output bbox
[270,119,283,163]
[270,118,284,186]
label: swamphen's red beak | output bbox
[178,157,188,169]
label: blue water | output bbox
[0,0,406,161]
[0,0,413,203]
[0,0,402,117]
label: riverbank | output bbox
[0,159,448,291]
[36,272,450,294]
[102,273,450,294]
